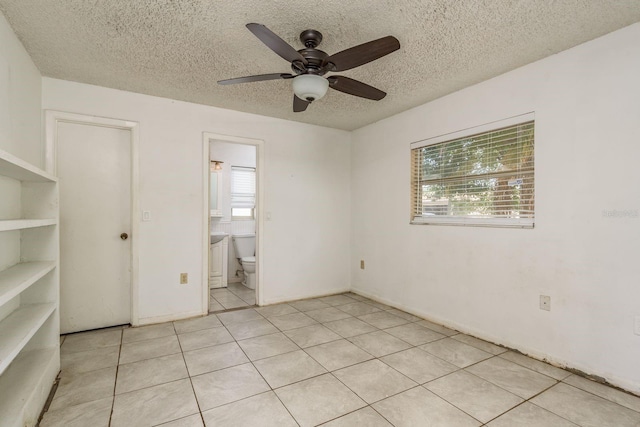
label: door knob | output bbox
[120,233,129,240]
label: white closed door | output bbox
[57,122,131,333]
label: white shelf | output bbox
[0,348,58,427]
[0,219,57,232]
[0,303,56,375]
[0,146,59,426]
[0,148,56,182]
[0,262,57,307]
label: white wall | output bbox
[0,12,41,166]
[42,78,351,322]
[351,23,640,394]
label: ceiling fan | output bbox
[218,23,400,112]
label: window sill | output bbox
[411,217,534,229]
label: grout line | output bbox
[549,382,640,417]
[172,320,207,426]
[108,328,124,426]
[215,320,302,426]
[111,377,192,398]
[419,381,488,424]
[522,401,582,426]
[54,295,636,426]
[242,347,301,425]
[369,403,397,426]
[576,386,640,415]
[119,332,177,346]
[315,404,371,425]
[496,352,571,381]
[294,311,499,424]
[113,325,564,427]
[421,359,569,425]
[36,373,61,425]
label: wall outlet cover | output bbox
[540,295,551,311]
[360,260,365,270]
[180,273,188,284]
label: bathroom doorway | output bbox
[202,133,263,313]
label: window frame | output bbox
[230,166,256,221]
[410,113,535,228]
[231,207,255,221]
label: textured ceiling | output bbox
[1,1,640,130]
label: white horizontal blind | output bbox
[231,166,256,209]
[411,119,535,228]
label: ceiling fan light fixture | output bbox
[292,74,329,102]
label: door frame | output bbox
[202,132,264,312]
[45,110,141,326]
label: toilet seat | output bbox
[241,256,255,263]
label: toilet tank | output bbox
[231,234,255,258]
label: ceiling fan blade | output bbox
[293,95,310,112]
[246,23,307,65]
[327,76,386,100]
[324,36,400,72]
[217,73,294,85]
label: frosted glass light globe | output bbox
[292,74,329,102]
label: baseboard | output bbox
[351,286,550,361]
[262,287,351,306]
[350,287,640,396]
[137,309,206,326]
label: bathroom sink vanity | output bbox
[209,233,228,289]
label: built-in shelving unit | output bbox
[0,219,57,232]
[0,148,59,427]
[0,349,58,425]
[0,262,56,306]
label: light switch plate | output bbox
[142,211,151,221]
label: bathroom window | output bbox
[231,166,256,220]
[410,114,535,228]
[231,207,254,218]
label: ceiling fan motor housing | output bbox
[292,48,329,74]
[300,29,323,48]
[288,30,332,75]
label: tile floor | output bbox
[41,293,640,426]
[209,282,256,311]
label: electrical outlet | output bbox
[634,316,640,336]
[180,273,188,284]
[539,295,550,311]
[360,260,365,270]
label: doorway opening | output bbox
[202,133,263,313]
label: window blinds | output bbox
[410,116,535,228]
[231,166,256,209]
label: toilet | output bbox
[231,234,256,289]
